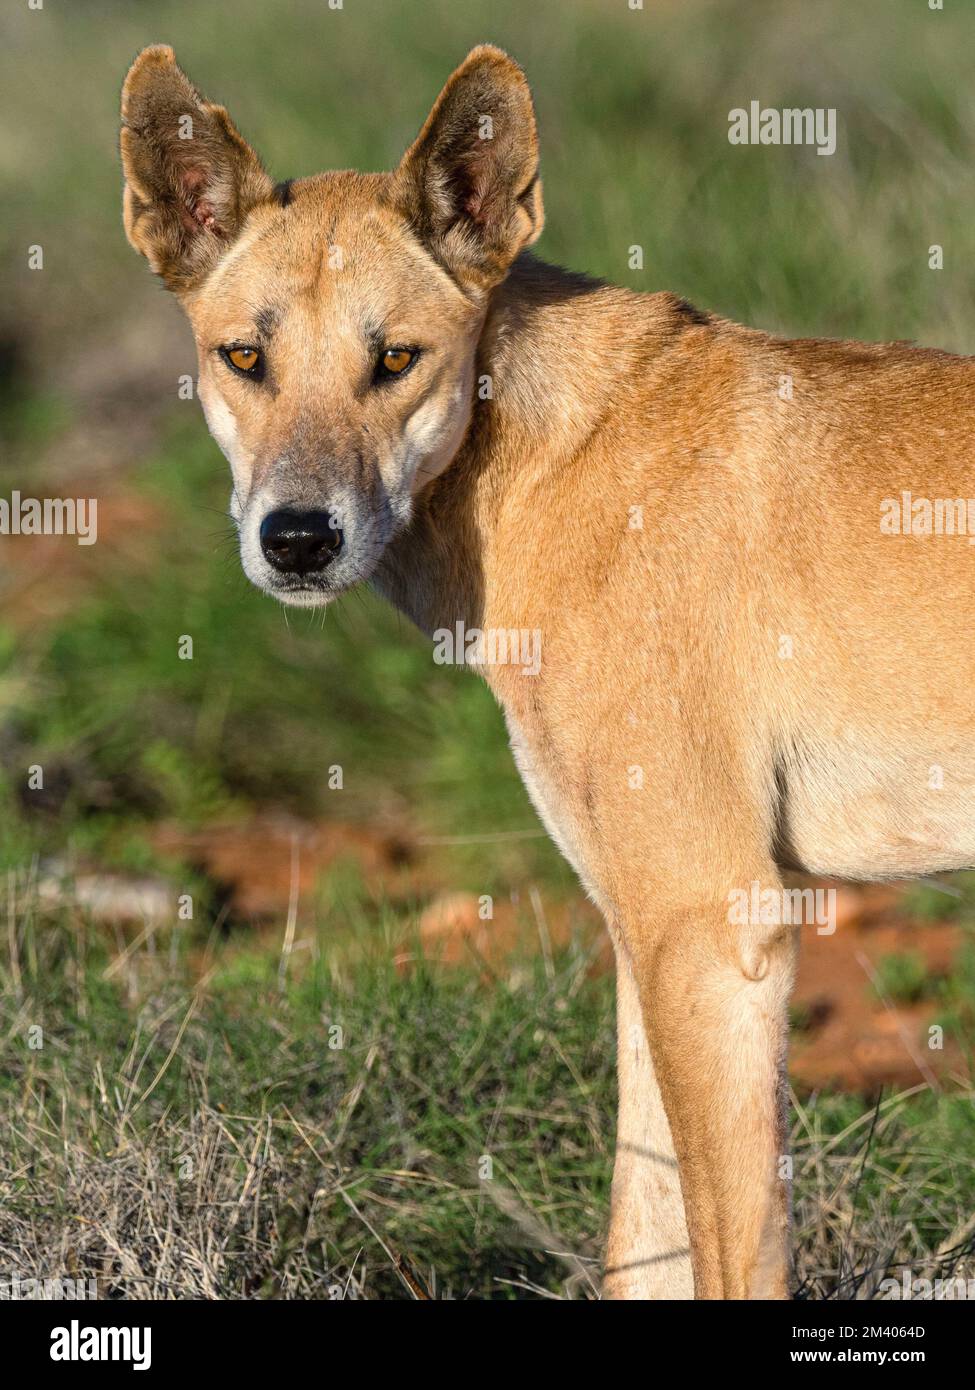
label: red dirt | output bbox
[151,816,426,919]
[789,882,965,1092]
[149,817,970,1094]
[0,489,164,630]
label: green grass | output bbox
[2,900,614,1299]
[3,901,974,1299]
[873,951,937,1007]
[901,878,975,924]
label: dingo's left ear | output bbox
[394,46,544,295]
[120,45,274,293]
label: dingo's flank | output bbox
[121,44,975,1299]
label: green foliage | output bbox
[873,951,936,1006]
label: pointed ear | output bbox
[393,46,544,295]
[120,45,274,293]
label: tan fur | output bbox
[121,44,975,1299]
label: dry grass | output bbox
[2,886,974,1300]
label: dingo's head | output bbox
[120,45,542,605]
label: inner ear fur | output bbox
[393,45,544,295]
[120,45,274,292]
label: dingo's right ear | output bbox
[120,46,274,293]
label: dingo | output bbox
[121,44,975,1299]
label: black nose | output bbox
[259,510,343,575]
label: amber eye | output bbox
[226,344,258,372]
[218,344,264,382]
[378,347,418,378]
